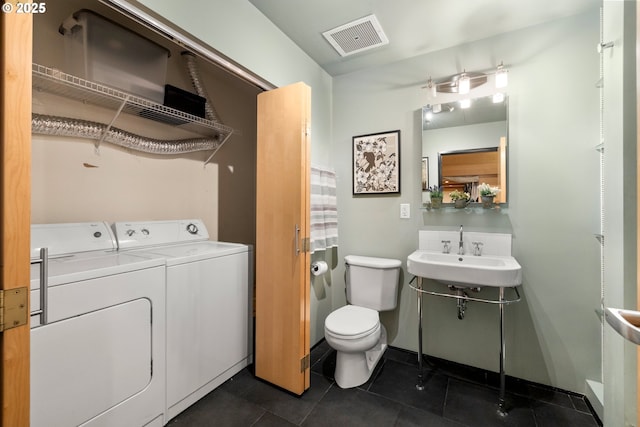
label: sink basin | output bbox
[605,307,640,345]
[407,250,522,287]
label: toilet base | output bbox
[334,326,387,389]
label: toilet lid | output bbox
[325,305,379,337]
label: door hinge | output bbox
[300,354,310,372]
[0,287,29,332]
[302,237,311,253]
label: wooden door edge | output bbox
[1,6,33,427]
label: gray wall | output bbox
[332,10,602,396]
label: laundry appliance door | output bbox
[30,260,165,427]
[31,299,151,427]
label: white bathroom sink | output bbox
[407,250,522,288]
[605,307,640,345]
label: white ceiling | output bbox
[249,0,601,76]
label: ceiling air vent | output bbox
[322,14,389,57]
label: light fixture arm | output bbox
[424,62,509,95]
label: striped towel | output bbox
[310,166,338,253]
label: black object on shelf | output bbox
[163,84,206,118]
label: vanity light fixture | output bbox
[424,103,448,121]
[424,63,509,95]
[426,71,487,94]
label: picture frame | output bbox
[352,130,401,195]
[422,157,429,191]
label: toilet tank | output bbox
[345,255,401,311]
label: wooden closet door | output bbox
[637,4,640,425]
[255,82,311,395]
[1,5,32,426]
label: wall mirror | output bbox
[421,95,508,204]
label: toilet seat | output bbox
[325,305,380,339]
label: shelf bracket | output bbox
[204,130,233,166]
[597,41,614,53]
[96,95,130,154]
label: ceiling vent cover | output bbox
[322,14,389,57]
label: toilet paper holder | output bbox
[311,261,328,276]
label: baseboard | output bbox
[585,379,604,422]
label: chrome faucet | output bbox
[458,225,464,255]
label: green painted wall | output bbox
[332,10,602,395]
[131,3,635,420]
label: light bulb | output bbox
[458,74,470,94]
[495,64,508,89]
[432,104,442,113]
[460,99,471,109]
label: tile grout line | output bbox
[297,380,337,426]
[441,376,454,424]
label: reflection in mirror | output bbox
[422,95,508,204]
[439,147,505,203]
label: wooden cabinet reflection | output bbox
[439,137,507,203]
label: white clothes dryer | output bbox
[30,222,166,427]
[114,219,252,422]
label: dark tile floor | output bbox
[167,342,602,427]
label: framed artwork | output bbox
[422,157,429,191]
[352,130,400,195]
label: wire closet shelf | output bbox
[32,63,234,139]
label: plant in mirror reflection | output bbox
[427,185,443,198]
[479,183,500,197]
[449,190,471,201]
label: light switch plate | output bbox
[400,203,410,219]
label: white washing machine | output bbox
[30,222,166,427]
[113,219,252,422]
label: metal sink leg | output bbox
[416,276,425,391]
[497,286,508,417]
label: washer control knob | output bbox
[93,231,102,238]
[126,229,136,237]
[141,228,150,236]
[186,223,198,235]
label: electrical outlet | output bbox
[400,203,410,219]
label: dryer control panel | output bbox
[31,222,117,258]
[114,219,209,249]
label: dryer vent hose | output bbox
[182,51,222,124]
[32,114,220,155]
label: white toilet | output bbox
[324,255,401,388]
